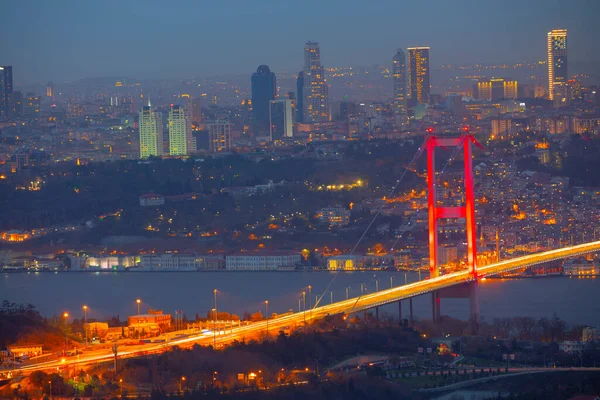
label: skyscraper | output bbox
[208,121,232,153]
[168,105,193,156]
[46,82,54,99]
[392,49,408,126]
[251,65,276,137]
[139,105,163,158]
[269,99,294,140]
[302,41,330,123]
[547,29,568,101]
[296,71,304,123]
[0,66,14,118]
[407,47,430,105]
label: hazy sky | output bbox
[1,0,599,85]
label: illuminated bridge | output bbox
[7,132,599,374]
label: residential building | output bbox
[7,344,43,357]
[303,41,330,123]
[269,99,294,139]
[491,118,514,140]
[226,251,301,271]
[168,104,193,155]
[208,120,232,152]
[139,105,163,158]
[317,207,351,227]
[582,327,600,343]
[392,49,408,126]
[547,29,568,100]
[407,47,430,105]
[251,65,276,137]
[24,93,40,118]
[128,309,171,337]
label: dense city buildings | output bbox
[138,104,164,158]
[0,65,14,118]
[547,28,568,101]
[407,47,430,106]
[167,104,194,156]
[208,120,232,152]
[251,65,276,137]
[392,49,408,127]
[302,41,330,123]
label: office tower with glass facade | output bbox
[168,105,193,156]
[0,66,14,118]
[392,49,408,126]
[407,47,430,105]
[547,29,568,101]
[302,41,330,123]
[208,120,232,153]
[251,65,276,137]
[296,71,304,123]
[139,105,164,158]
[269,99,294,140]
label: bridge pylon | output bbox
[426,132,482,280]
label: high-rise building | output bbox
[8,91,23,119]
[547,29,568,101]
[251,65,276,137]
[139,105,163,158]
[24,93,40,118]
[168,105,193,156]
[190,98,202,125]
[0,66,14,118]
[302,42,330,123]
[46,82,54,99]
[392,49,408,126]
[269,99,294,140]
[208,121,232,153]
[296,71,304,123]
[407,47,430,106]
[475,78,518,101]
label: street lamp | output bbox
[82,305,88,346]
[212,308,217,348]
[265,300,269,335]
[136,299,141,316]
[62,312,69,356]
[308,285,312,321]
[119,378,123,398]
[346,287,349,300]
[302,291,306,327]
[179,376,186,392]
[213,289,218,340]
[212,371,218,387]
[48,380,52,398]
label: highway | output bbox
[7,239,600,375]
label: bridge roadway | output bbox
[8,240,600,375]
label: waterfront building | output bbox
[226,251,301,271]
[251,65,276,137]
[138,193,165,207]
[139,105,164,158]
[303,41,330,123]
[327,254,364,271]
[547,29,568,100]
[562,259,599,276]
[139,253,196,270]
[407,47,430,105]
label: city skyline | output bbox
[1,0,599,85]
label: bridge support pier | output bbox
[469,281,480,334]
[409,298,414,326]
[375,307,379,325]
[398,300,402,325]
[431,291,441,322]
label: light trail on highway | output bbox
[8,239,600,375]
